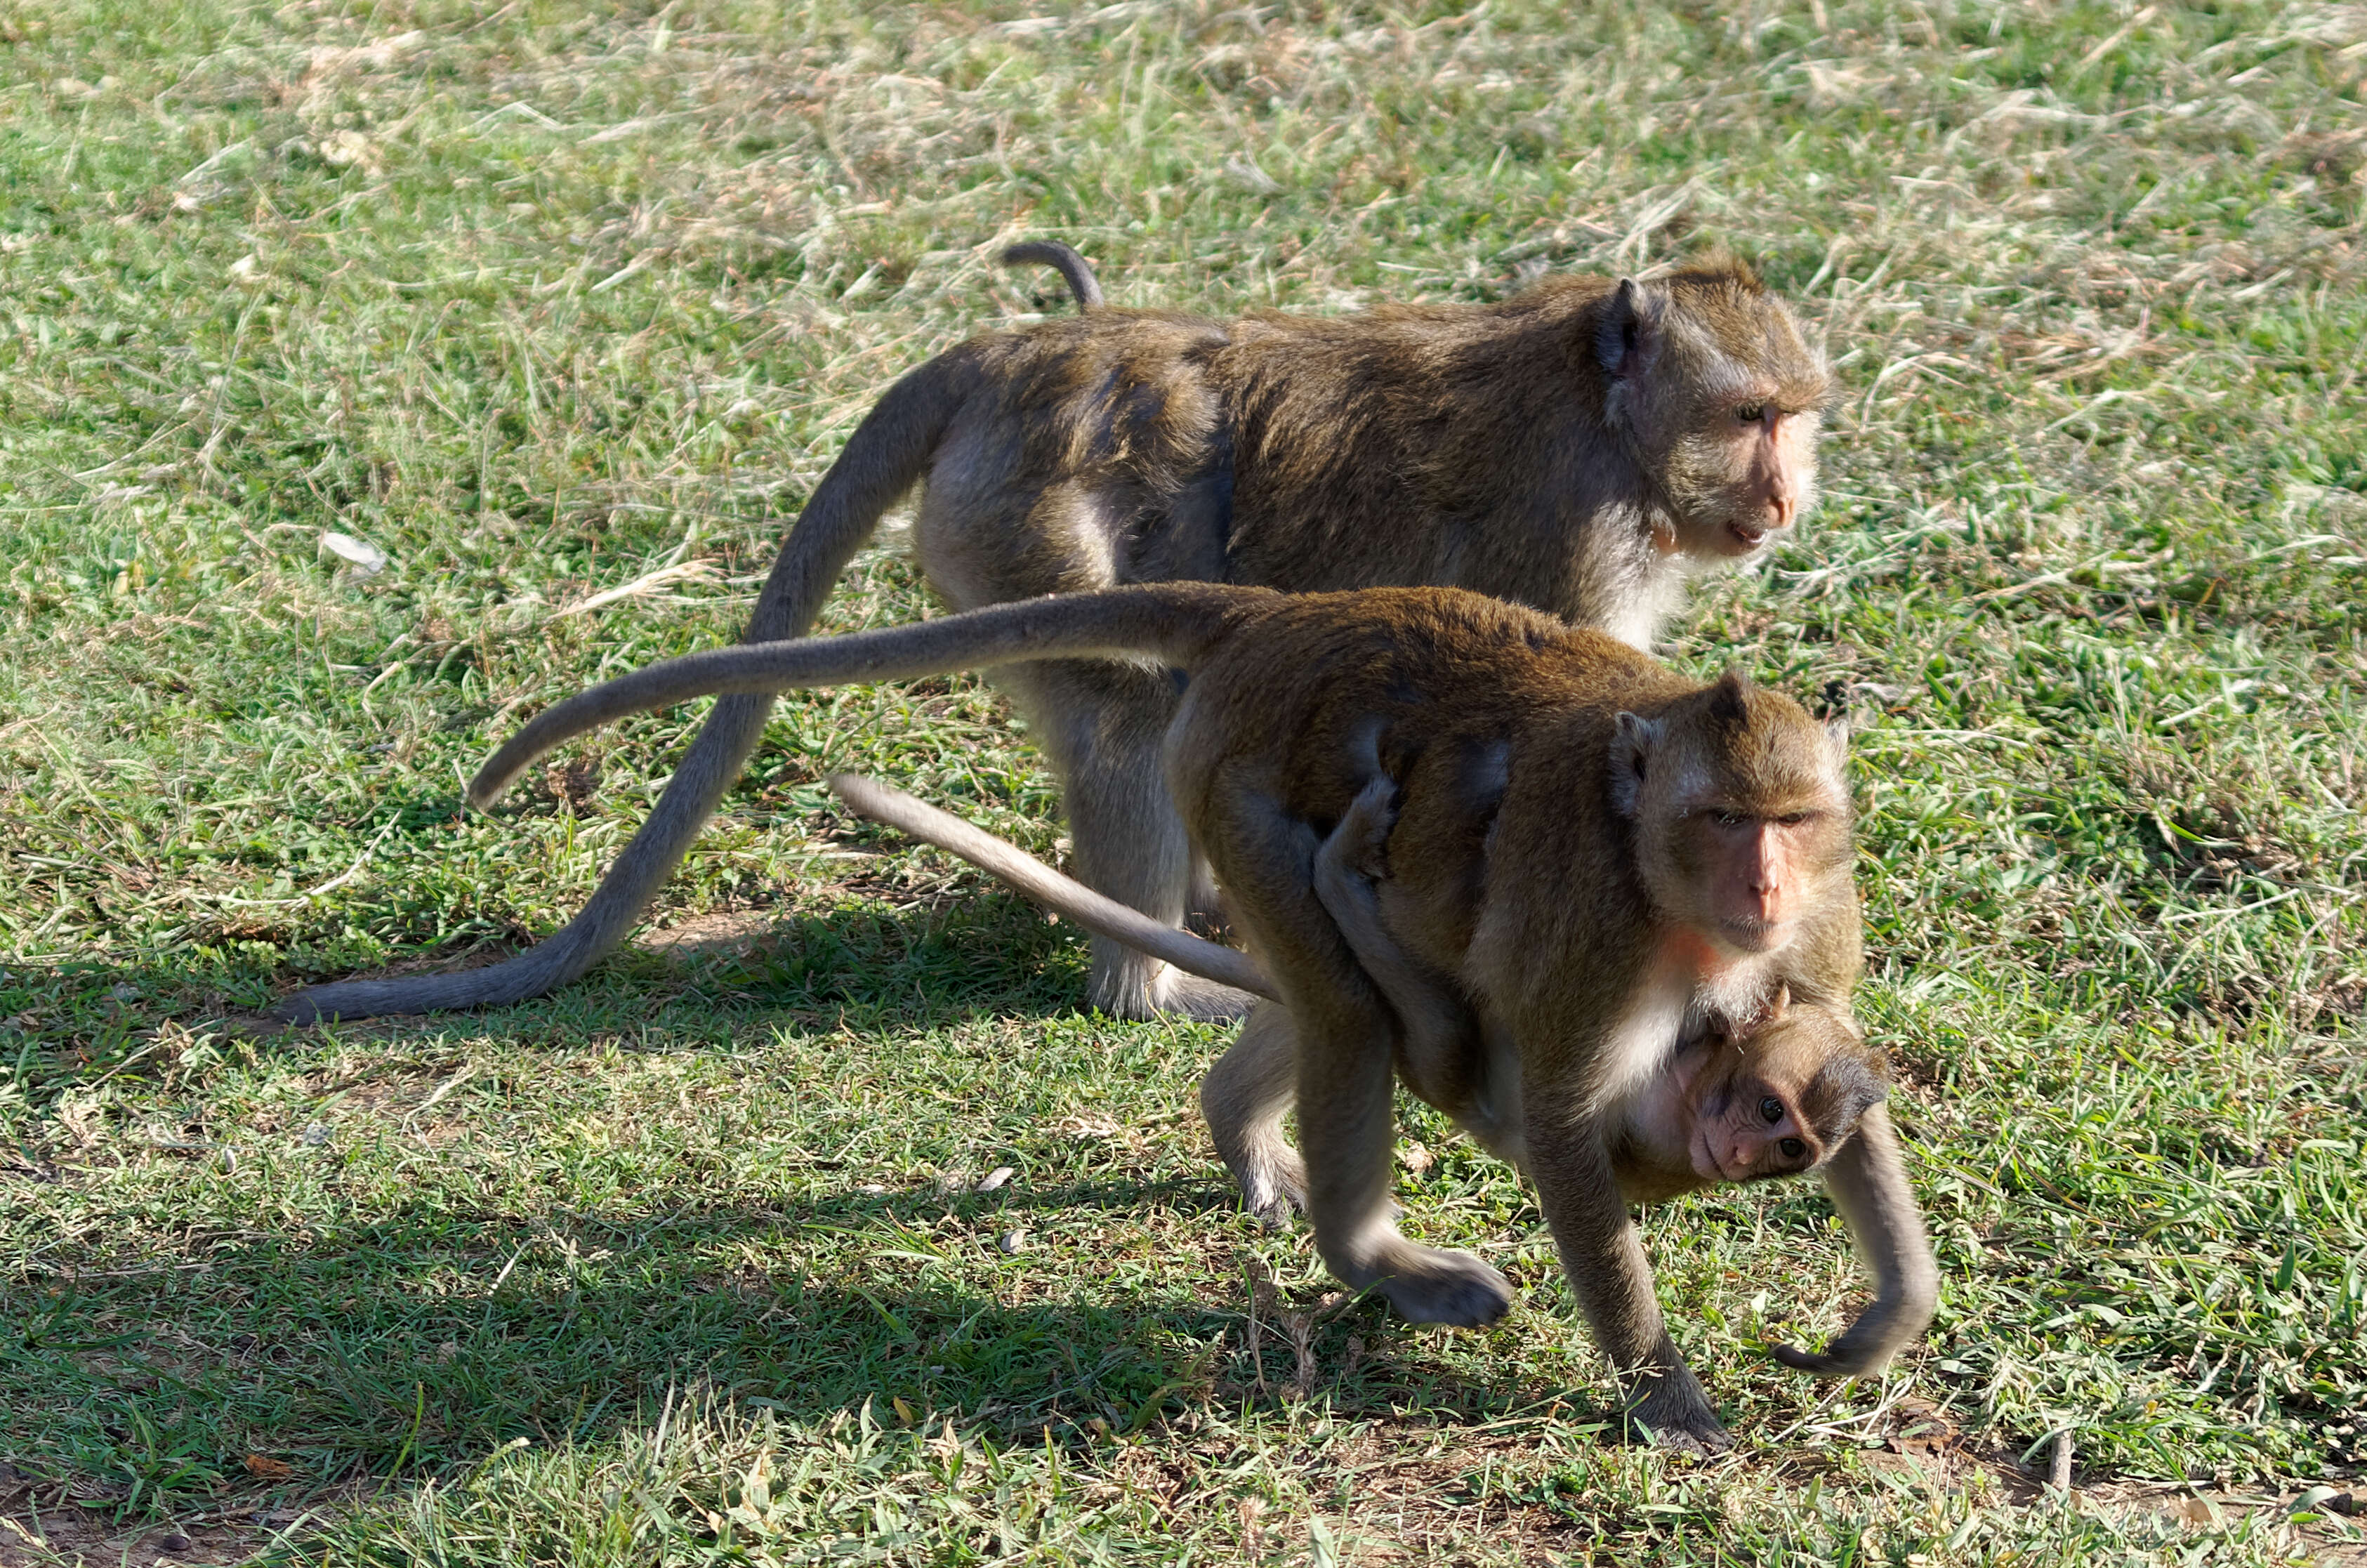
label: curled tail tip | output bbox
[1769,1339,1894,1378]
[466,767,514,810]
[998,239,1104,310]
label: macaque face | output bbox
[1673,998,1885,1185]
[1685,802,1847,955]
[1661,400,1826,562]
[1614,678,1854,961]
[1687,1060,1823,1182]
[1611,274,1831,564]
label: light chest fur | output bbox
[1593,932,1776,1114]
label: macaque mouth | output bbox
[1717,914,1789,951]
[1727,520,1772,551]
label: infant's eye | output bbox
[1759,1096,1784,1124]
[1736,403,1767,423]
[1780,1137,1807,1160]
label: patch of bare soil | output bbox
[1772,1400,2366,1564]
[0,1462,376,1567]
[0,1514,268,1567]
[633,907,788,960]
[0,1475,288,1568]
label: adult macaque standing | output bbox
[276,256,1831,1025]
[832,765,1933,1418]
[422,583,1932,1449]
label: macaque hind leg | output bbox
[1199,1003,1308,1226]
[1313,778,1488,1121]
[999,657,1258,1022]
[1211,771,1512,1329]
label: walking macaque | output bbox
[827,769,1932,1430]
[274,253,1831,1026]
[417,582,1932,1450]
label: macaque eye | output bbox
[1776,811,1814,827]
[1780,1137,1807,1160]
[1735,403,1767,424]
[1714,810,1748,829]
[1759,1096,1784,1124]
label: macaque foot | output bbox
[1621,1376,1734,1455]
[1237,1150,1310,1230]
[1363,1241,1514,1327]
[1150,971,1260,1022]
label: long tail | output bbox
[469,584,1272,808]
[271,349,990,1024]
[826,772,1278,1002]
[1001,241,1104,310]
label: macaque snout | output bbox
[1729,415,1803,550]
[1689,1110,1781,1182]
[1720,489,1792,555]
[1717,1129,1772,1179]
[1715,826,1796,949]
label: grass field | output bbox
[1,0,2363,1562]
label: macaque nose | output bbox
[1748,834,1786,919]
[1765,489,1795,529]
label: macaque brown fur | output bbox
[435,582,1934,1451]
[275,255,1831,1027]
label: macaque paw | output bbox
[1238,1153,1310,1230]
[1371,1245,1514,1327]
[1623,1381,1734,1455]
[1333,777,1401,875]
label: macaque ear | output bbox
[1708,670,1750,725]
[1595,278,1666,381]
[1822,713,1852,758]
[1609,711,1660,817]
[1765,983,1791,1024]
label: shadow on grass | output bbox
[1,891,1104,1070]
[0,1180,1315,1506]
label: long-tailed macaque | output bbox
[273,254,1831,1026]
[830,765,1932,1421]
[411,582,1932,1450]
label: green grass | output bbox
[1,0,2363,1562]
